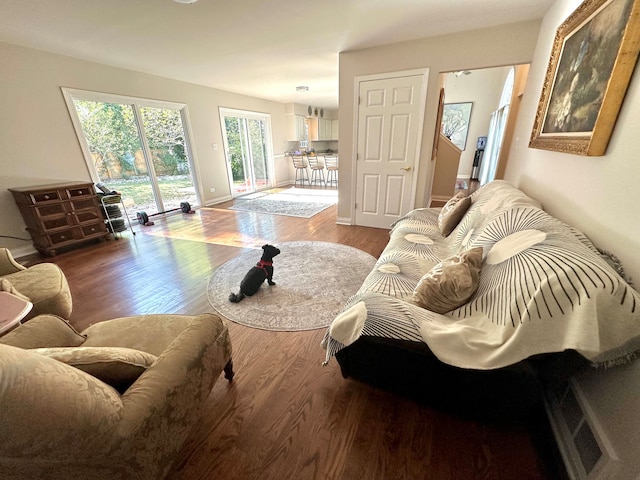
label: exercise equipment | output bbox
[136,201,195,227]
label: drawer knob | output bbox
[44,195,50,200]
[78,190,83,194]
[60,235,66,239]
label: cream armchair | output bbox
[0,247,72,320]
[0,313,233,480]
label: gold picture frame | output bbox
[529,0,640,156]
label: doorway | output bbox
[478,67,514,185]
[354,69,428,229]
[434,64,529,192]
[219,108,274,197]
[63,89,199,218]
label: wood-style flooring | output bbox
[30,187,565,480]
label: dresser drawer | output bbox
[48,228,77,246]
[67,185,94,198]
[81,222,107,237]
[35,203,67,218]
[41,215,74,231]
[31,190,63,204]
[75,210,103,223]
[71,197,98,210]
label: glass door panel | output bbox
[72,99,158,217]
[247,118,269,191]
[221,109,273,197]
[139,106,197,211]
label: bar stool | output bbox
[292,155,310,187]
[308,155,325,187]
[324,155,338,187]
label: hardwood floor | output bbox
[33,189,564,480]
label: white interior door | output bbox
[355,73,426,229]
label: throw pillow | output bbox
[0,314,86,349]
[438,192,472,237]
[411,247,483,314]
[33,346,157,393]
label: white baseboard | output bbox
[204,195,233,206]
[336,216,352,225]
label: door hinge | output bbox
[355,203,357,210]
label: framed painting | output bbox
[441,102,473,150]
[529,0,640,156]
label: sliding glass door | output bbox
[63,89,199,218]
[220,108,273,196]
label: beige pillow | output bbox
[438,192,472,236]
[0,314,86,348]
[412,247,483,314]
[33,346,157,393]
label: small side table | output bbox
[0,291,33,336]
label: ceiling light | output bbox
[454,70,472,77]
[296,86,309,92]
[173,0,198,4]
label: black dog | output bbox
[229,244,281,303]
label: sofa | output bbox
[0,312,233,479]
[322,180,640,419]
[0,247,72,320]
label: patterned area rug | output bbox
[229,188,338,218]
[207,241,376,331]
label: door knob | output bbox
[400,167,412,171]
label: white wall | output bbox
[337,20,542,222]
[0,41,291,253]
[443,66,512,177]
[504,0,640,477]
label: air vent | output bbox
[545,380,618,479]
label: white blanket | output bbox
[322,181,640,370]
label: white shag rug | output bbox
[207,241,376,331]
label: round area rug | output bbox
[207,241,376,331]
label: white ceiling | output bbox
[0,0,554,109]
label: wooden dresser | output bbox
[9,181,109,256]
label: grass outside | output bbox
[102,175,197,215]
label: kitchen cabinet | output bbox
[302,115,338,142]
[9,181,109,256]
[331,119,339,140]
[310,118,334,141]
[306,117,318,141]
[286,114,306,141]
[318,118,332,140]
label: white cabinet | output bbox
[331,119,339,140]
[318,118,332,141]
[286,115,306,141]
[289,115,337,141]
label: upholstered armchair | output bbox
[0,247,72,320]
[0,312,234,480]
